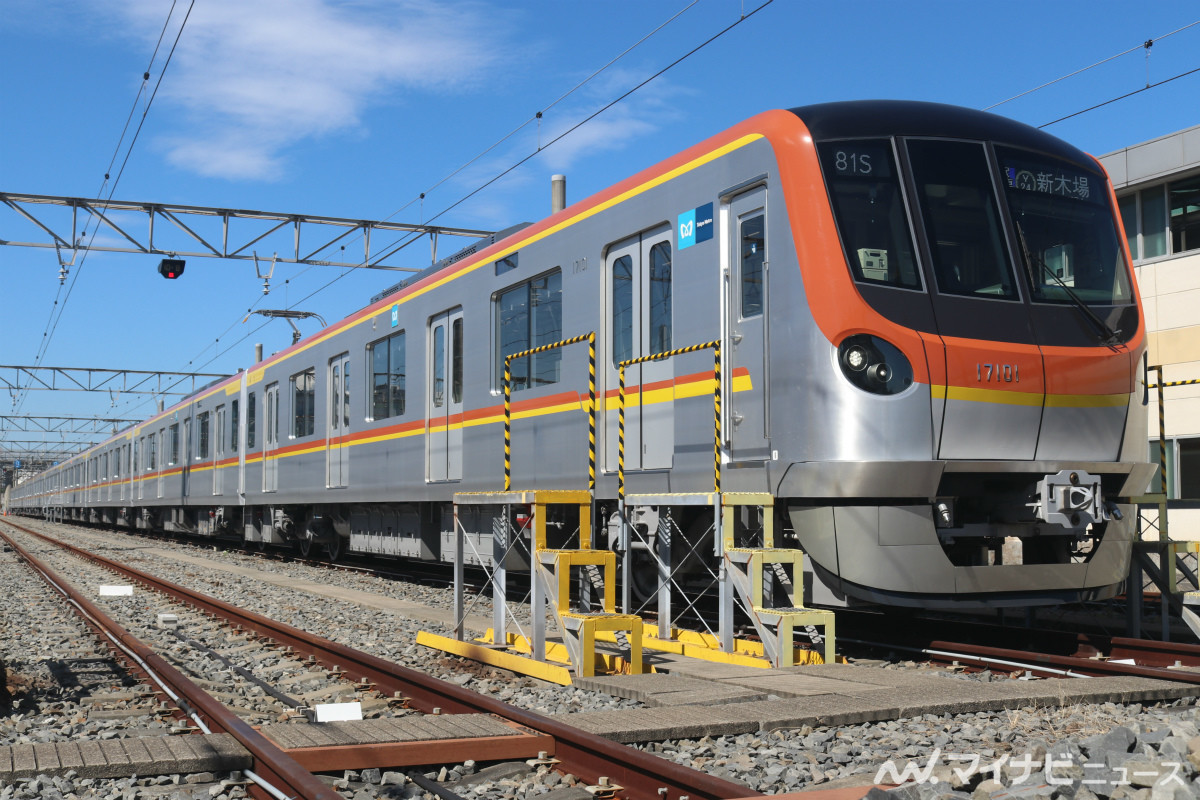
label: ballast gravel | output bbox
[3,519,1200,799]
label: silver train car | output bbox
[10,101,1154,609]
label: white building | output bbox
[1100,125,1200,538]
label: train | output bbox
[9,100,1154,610]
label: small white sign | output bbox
[99,585,133,596]
[312,701,363,722]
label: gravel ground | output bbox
[4,518,1200,800]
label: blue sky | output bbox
[2,0,1198,452]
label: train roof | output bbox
[789,100,1093,166]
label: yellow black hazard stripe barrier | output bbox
[618,340,721,503]
[503,332,596,492]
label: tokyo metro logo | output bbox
[678,202,714,249]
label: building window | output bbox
[497,270,562,391]
[1142,186,1168,259]
[291,368,316,438]
[370,330,406,419]
[1169,174,1200,255]
[1149,438,1200,500]
[1122,175,1200,262]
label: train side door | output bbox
[725,186,771,460]
[427,309,464,482]
[136,437,144,500]
[263,383,279,492]
[182,418,191,499]
[157,428,165,498]
[604,226,674,473]
[214,405,226,495]
[326,352,350,488]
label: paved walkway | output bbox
[571,662,1198,743]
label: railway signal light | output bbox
[158,258,186,279]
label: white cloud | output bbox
[117,0,508,180]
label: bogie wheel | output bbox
[326,535,345,562]
[296,536,314,558]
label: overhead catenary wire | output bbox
[17,1,196,415]
[370,0,777,267]
[1039,66,1200,128]
[983,20,1200,110]
[109,1,777,422]
[375,0,702,224]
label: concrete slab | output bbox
[141,735,176,767]
[721,674,883,697]
[32,742,61,773]
[647,687,768,707]
[9,744,35,779]
[98,739,134,772]
[574,673,715,701]
[561,666,1200,743]
[54,742,84,773]
[74,740,109,779]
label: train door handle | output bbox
[732,412,744,425]
[730,332,743,344]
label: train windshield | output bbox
[997,147,1134,306]
[818,140,922,290]
[907,139,1018,300]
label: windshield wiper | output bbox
[1013,219,1123,347]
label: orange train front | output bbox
[771,101,1150,606]
[8,101,1153,610]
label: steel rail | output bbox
[13,520,761,800]
[922,640,1200,683]
[0,523,340,800]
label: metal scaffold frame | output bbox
[418,336,835,679]
[1127,364,1200,640]
[0,191,493,271]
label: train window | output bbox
[432,325,445,407]
[169,424,179,465]
[231,399,239,452]
[612,255,633,366]
[997,146,1133,306]
[198,411,210,459]
[451,318,463,404]
[247,393,257,449]
[148,434,157,471]
[265,383,279,446]
[648,243,672,354]
[496,270,562,391]
[740,214,765,317]
[369,330,406,419]
[291,369,316,437]
[907,139,1016,299]
[819,140,921,290]
[495,252,518,276]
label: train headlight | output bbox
[843,344,869,372]
[837,335,913,395]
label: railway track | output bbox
[839,609,1200,683]
[0,517,761,800]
